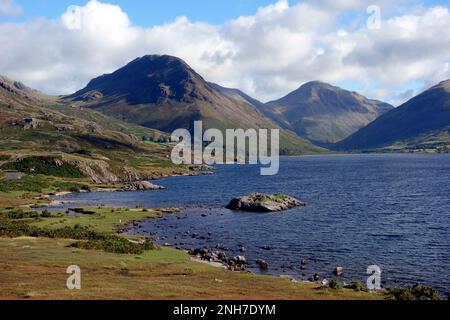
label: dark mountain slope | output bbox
[64,55,323,155]
[335,80,450,152]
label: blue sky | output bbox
[1,0,283,25]
[3,0,450,26]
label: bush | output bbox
[1,209,40,219]
[53,182,91,193]
[0,220,107,240]
[69,208,96,215]
[0,155,10,161]
[1,156,84,178]
[0,219,154,254]
[40,210,52,218]
[346,281,368,292]
[329,278,343,290]
[386,284,441,300]
[0,175,44,193]
[69,238,154,254]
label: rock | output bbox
[225,193,305,212]
[301,259,307,266]
[124,181,166,191]
[256,259,269,270]
[20,118,40,130]
[238,245,246,252]
[217,252,227,262]
[333,266,344,276]
[56,124,75,131]
[321,279,330,287]
[313,273,321,281]
[233,256,247,265]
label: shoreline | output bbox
[32,156,449,298]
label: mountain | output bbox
[208,82,267,111]
[0,74,184,184]
[64,55,323,155]
[335,80,450,152]
[258,81,393,145]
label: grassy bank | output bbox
[0,206,379,300]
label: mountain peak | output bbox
[261,81,394,144]
[68,55,208,105]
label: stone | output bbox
[256,259,269,270]
[226,193,305,212]
[124,181,166,191]
[334,266,344,276]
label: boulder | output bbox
[334,266,344,276]
[228,256,247,272]
[233,255,247,265]
[124,181,166,191]
[256,259,269,270]
[226,193,305,212]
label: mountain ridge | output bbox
[257,81,394,145]
[334,79,450,152]
[64,55,324,155]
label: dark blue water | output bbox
[55,154,450,294]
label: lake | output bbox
[54,154,450,294]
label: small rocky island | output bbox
[226,193,305,212]
[124,181,166,191]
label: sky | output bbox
[1,0,450,106]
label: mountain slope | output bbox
[0,75,185,184]
[335,80,450,152]
[208,82,267,111]
[259,81,393,145]
[64,55,323,155]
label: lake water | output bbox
[55,154,450,294]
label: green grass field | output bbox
[0,206,379,300]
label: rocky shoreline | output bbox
[183,243,346,287]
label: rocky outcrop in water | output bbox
[226,193,305,212]
[124,181,166,191]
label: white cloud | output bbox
[0,0,21,16]
[0,0,449,105]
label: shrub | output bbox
[386,284,441,300]
[69,208,96,215]
[0,220,154,254]
[1,209,40,219]
[0,175,44,193]
[0,155,10,161]
[329,278,343,290]
[40,210,52,218]
[346,281,368,292]
[1,156,84,178]
[69,238,154,254]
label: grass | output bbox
[31,207,161,234]
[0,237,379,300]
[0,206,380,300]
